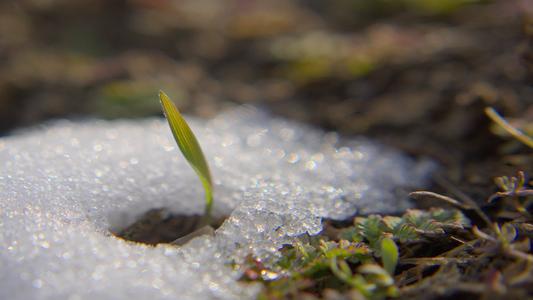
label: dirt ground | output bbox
[0,0,531,299]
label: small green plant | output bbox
[159,91,214,222]
[241,208,471,299]
[339,208,470,246]
[242,237,399,299]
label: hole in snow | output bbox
[111,208,226,245]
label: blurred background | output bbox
[0,0,532,193]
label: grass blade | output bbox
[159,91,214,218]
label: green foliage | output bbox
[242,208,471,299]
[245,209,467,298]
[243,237,396,300]
[340,208,470,248]
[243,172,532,299]
[488,171,533,217]
[159,91,214,219]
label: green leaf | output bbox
[159,91,214,218]
[356,215,384,249]
[380,238,398,275]
[391,223,417,242]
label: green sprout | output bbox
[159,91,214,222]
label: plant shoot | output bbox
[159,91,214,220]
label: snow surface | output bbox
[0,107,433,300]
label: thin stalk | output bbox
[485,107,533,149]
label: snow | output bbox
[0,107,433,300]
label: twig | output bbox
[434,175,493,228]
[401,257,474,265]
[485,107,533,149]
[409,191,468,209]
[504,247,533,263]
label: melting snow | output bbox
[0,108,433,300]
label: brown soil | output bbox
[113,208,225,245]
